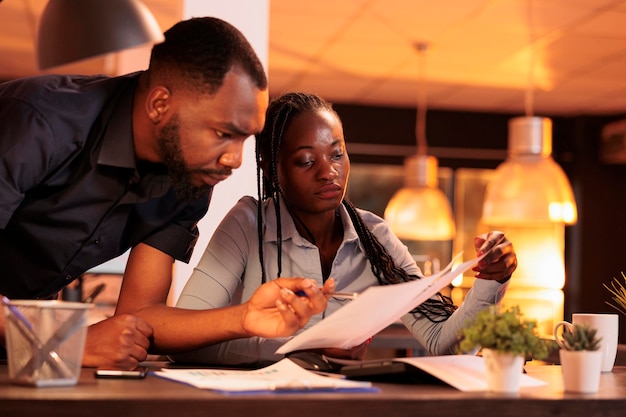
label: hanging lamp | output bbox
[384,43,455,242]
[482,116,577,225]
[483,0,576,227]
[37,0,164,70]
[479,0,577,336]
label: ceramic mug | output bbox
[554,313,619,373]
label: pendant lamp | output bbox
[384,43,455,273]
[482,116,577,226]
[385,154,455,240]
[479,0,577,336]
[37,0,164,70]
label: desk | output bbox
[1,362,626,417]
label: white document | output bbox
[277,251,481,354]
[153,358,376,394]
[395,355,547,392]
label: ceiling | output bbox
[2,0,626,116]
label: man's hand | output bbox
[82,314,153,369]
[472,231,517,283]
[242,277,334,338]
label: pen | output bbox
[83,283,106,303]
[2,296,34,330]
[295,290,359,300]
[325,291,359,300]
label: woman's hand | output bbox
[472,231,517,283]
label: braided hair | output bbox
[255,92,456,322]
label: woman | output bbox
[172,92,516,366]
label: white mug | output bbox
[554,313,619,373]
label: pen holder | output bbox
[3,299,91,387]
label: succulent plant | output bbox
[560,323,602,351]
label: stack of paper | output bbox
[395,355,547,391]
[154,358,378,395]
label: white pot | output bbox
[482,348,525,393]
[559,349,603,393]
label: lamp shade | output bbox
[384,155,456,240]
[37,0,164,70]
[482,116,577,225]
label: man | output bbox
[0,17,329,369]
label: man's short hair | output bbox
[149,17,267,94]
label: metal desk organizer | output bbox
[2,298,91,387]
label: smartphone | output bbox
[95,367,148,379]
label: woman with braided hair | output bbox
[171,92,517,366]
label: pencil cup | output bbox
[3,299,91,387]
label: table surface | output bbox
[2,361,626,417]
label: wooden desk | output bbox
[1,361,626,417]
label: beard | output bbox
[156,117,212,202]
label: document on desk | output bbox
[396,355,547,392]
[153,358,378,395]
[277,251,480,354]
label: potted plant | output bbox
[554,322,603,393]
[458,305,551,393]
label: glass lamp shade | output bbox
[384,155,456,240]
[482,116,577,225]
[37,0,164,70]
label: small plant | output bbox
[604,271,626,316]
[559,323,601,351]
[457,305,550,360]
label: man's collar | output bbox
[97,76,138,170]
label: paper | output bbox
[277,251,479,354]
[395,355,547,392]
[154,358,377,394]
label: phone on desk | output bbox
[95,366,148,379]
